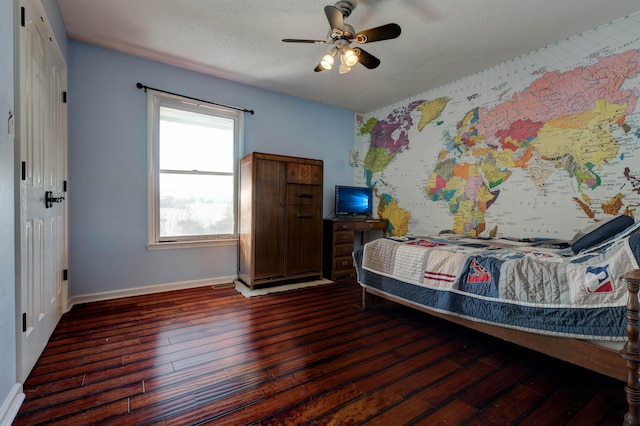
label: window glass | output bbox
[147,91,242,248]
[159,106,234,173]
[159,174,234,237]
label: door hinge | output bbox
[21,7,25,27]
[22,313,26,332]
[62,91,67,103]
[63,269,68,281]
[21,161,26,180]
[63,180,67,192]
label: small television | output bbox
[335,185,373,218]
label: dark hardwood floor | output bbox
[15,281,628,425]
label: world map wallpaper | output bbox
[354,12,640,240]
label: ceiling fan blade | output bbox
[354,48,380,69]
[355,23,401,43]
[324,5,344,32]
[282,38,327,44]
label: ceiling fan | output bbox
[282,0,401,74]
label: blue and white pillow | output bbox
[570,214,634,253]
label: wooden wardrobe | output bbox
[238,152,323,289]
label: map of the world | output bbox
[354,12,640,240]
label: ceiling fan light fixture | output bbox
[343,47,358,66]
[321,47,338,70]
[321,55,334,70]
[339,63,351,74]
[283,1,400,74]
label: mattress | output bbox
[354,231,640,341]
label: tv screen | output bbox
[335,185,373,217]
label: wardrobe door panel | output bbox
[286,204,322,275]
[253,159,287,279]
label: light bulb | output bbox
[320,47,338,70]
[343,48,358,67]
[321,54,334,70]
[339,63,351,74]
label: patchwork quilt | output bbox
[355,229,640,340]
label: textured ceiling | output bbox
[56,0,640,113]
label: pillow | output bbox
[570,214,634,253]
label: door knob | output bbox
[45,191,65,208]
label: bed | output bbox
[353,216,640,423]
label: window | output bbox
[147,90,243,249]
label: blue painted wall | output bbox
[67,41,355,296]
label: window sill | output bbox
[147,238,238,250]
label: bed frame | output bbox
[362,268,640,425]
[621,269,640,425]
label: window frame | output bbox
[146,89,243,250]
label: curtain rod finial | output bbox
[136,82,144,90]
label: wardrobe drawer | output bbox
[287,162,322,185]
[287,184,322,205]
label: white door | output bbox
[18,0,68,382]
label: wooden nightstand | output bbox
[322,218,387,284]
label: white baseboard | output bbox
[0,384,24,426]
[67,275,237,309]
